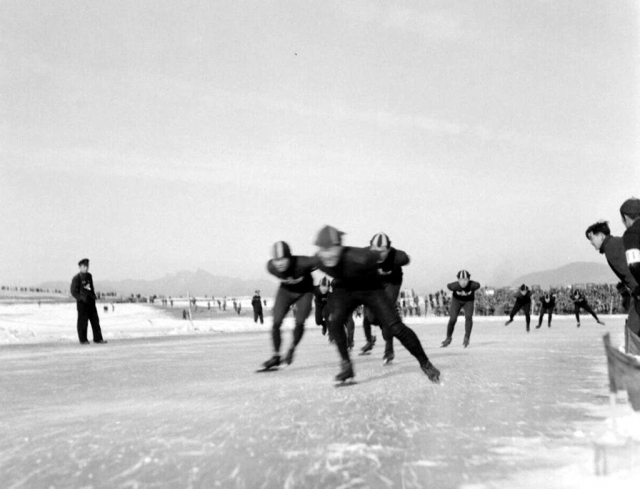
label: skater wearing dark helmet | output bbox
[441,270,480,348]
[313,276,332,337]
[70,258,107,345]
[536,291,556,328]
[505,284,532,332]
[361,232,410,365]
[313,225,440,384]
[571,289,604,328]
[260,241,316,371]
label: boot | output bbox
[463,336,470,348]
[440,337,452,348]
[335,360,355,382]
[420,361,441,384]
[360,336,376,354]
[284,347,295,366]
[262,355,280,370]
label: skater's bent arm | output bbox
[393,249,410,267]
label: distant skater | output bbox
[70,258,106,345]
[260,241,316,370]
[441,270,480,348]
[313,277,331,337]
[252,290,264,324]
[505,284,532,332]
[536,291,556,328]
[571,289,604,327]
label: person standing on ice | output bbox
[70,258,107,345]
[361,232,410,365]
[505,284,533,332]
[536,291,556,328]
[571,289,604,328]
[260,241,316,370]
[313,225,440,383]
[252,290,264,324]
[441,270,480,348]
[620,198,640,336]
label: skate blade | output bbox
[358,351,371,356]
[255,367,279,373]
[334,379,357,387]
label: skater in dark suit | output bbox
[505,284,532,332]
[261,241,317,370]
[620,198,640,337]
[70,258,106,345]
[536,291,556,328]
[313,225,440,383]
[251,290,264,324]
[571,289,604,327]
[361,232,410,364]
[313,277,331,336]
[441,270,480,348]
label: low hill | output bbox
[41,269,278,298]
[511,262,616,289]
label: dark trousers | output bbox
[271,287,313,353]
[253,309,264,324]
[446,297,474,339]
[76,300,104,343]
[509,300,531,326]
[314,302,331,335]
[538,306,554,326]
[363,283,400,356]
[628,296,640,336]
[574,301,599,323]
[328,287,429,365]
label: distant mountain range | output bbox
[40,269,278,298]
[510,261,617,289]
[39,261,618,297]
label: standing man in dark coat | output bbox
[70,258,106,345]
[505,284,533,332]
[313,225,440,383]
[251,290,264,324]
[441,270,480,348]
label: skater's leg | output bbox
[508,302,522,321]
[627,297,640,335]
[548,308,554,326]
[463,300,474,339]
[523,303,531,329]
[365,290,429,365]
[446,298,463,338]
[88,302,104,342]
[76,302,89,343]
[270,287,292,354]
[346,316,355,348]
[362,308,374,343]
[574,303,581,324]
[537,308,545,328]
[582,302,600,322]
[328,288,358,361]
[291,292,312,348]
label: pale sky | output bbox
[1,0,639,291]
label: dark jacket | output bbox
[447,281,481,302]
[70,272,97,303]
[623,219,640,293]
[251,295,263,311]
[266,256,317,294]
[376,247,410,286]
[514,288,532,303]
[603,235,640,295]
[317,247,384,291]
[540,294,556,308]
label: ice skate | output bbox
[420,361,441,384]
[597,320,605,325]
[440,337,452,348]
[383,352,395,365]
[535,324,542,329]
[257,355,280,372]
[576,322,581,328]
[283,348,295,366]
[360,336,376,355]
[335,360,355,383]
[463,336,470,348]
[504,319,513,326]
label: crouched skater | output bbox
[313,225,440,384]
[260,241,316,371]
